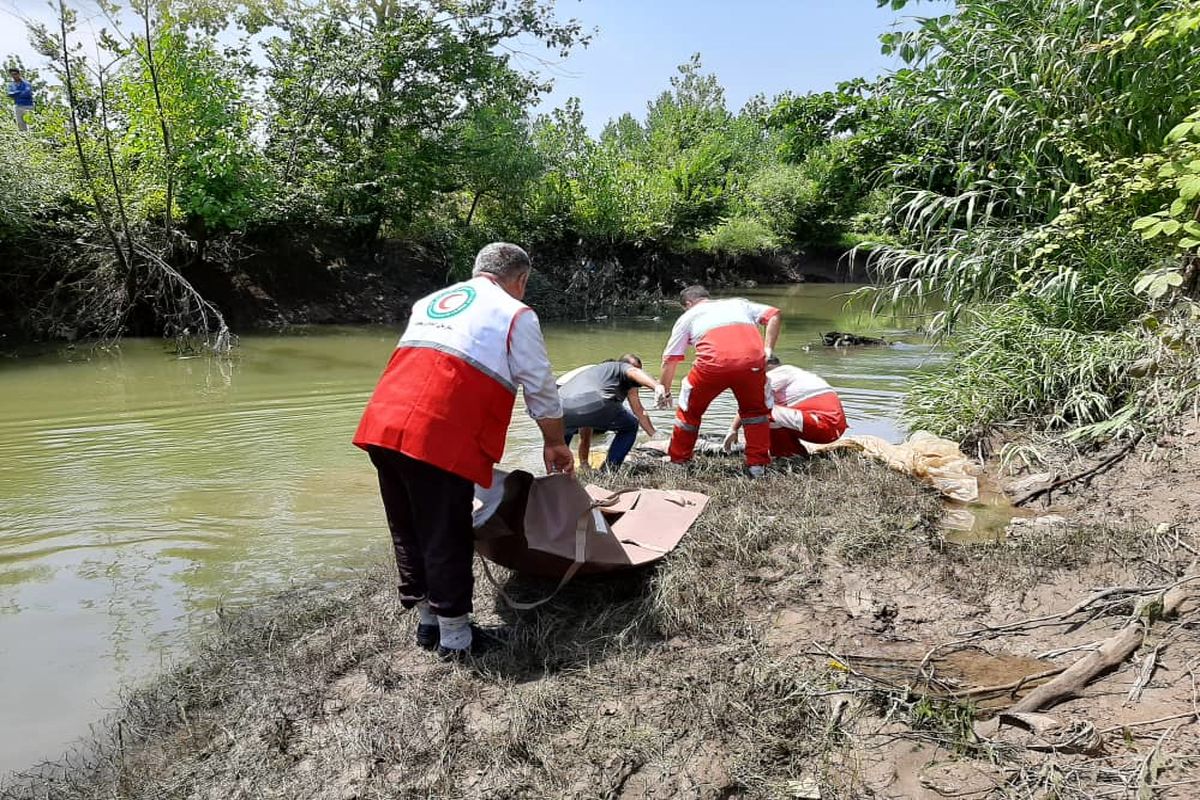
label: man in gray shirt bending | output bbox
[558,354,667,469]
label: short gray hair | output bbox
[472,242,532,280]
[680,285,710,306]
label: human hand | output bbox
[544,443,575,476]
[722,428,739,452]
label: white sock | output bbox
[438,613,473,650]
[416,600,437,626]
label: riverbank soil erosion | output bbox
[0,226,868,344]
[4,450,1198,799]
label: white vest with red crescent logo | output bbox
[354,276,528,487]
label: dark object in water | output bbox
[823,331,889,347]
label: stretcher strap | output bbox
[479,505,593,611]
[617,537,670,554]
[589,486,641,508]
[480,487,678,611]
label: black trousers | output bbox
[367,446,475,617]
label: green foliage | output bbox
[261,0,585,238]
[453,104,543,227]
[742,162,835,245]
[698,217,779,256]
[123,23,267,232]
[13,0,1200,447]
[763,78,923,246]
[906,306,1148,441]
[1132,109,1200,262]
[742,165,816,239]
[859,0,1200,442]
[766,90,841,163]
[0,126,73,235]
[521,56,763,247]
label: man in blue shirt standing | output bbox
[6,68,34,131]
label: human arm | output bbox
[657,314,691,405]
[722,415,742,451]
[626,389,656,437]
[763,313,782,358]
[577,428,592,465]
[508,310,573,475]
[743,301,782,358]
[536,416,574,475]
[658,359,681,406]
[626,365,668,409]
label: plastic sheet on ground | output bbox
[630,430,979,502]
[808,431,979,503]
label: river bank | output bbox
[4,429,1197,799]
[0,228,871,348]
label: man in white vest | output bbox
[354,243,573,659]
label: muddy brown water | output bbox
[1,284,947,775]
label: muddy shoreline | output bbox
[3,426,1197,799]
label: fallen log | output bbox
[1008,569,1198,714]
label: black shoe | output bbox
[436,624,510,661]
[415,622,438,651]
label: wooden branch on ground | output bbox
[1008,568,1197,714]
[951,667,1065,700]
[1013,435,1143,507]
[1098,711,1200,736]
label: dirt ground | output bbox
[1056,425,1200,531]
[3,439,1198,800]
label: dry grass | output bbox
[3,453,1195,799]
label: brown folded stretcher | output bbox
[472,470,708,605]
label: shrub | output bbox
[698,217,779,256]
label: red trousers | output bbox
[769,392,848,456]
[669,365,771,466]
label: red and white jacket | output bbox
[766,365,838,409]
[662,298,780,373]
[765,365,846,436]
[353,276,560,487]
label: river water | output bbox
[0,284,935,776]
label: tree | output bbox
[453,104,542,228]
[263,0,586,239]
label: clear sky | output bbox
[1,0,956,132]
[531,0,956,130]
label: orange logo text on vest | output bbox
[427,286,477,319]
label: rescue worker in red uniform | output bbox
[658,285,782,477]
[353,243,573,659]
[723,354,849,456]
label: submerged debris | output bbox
[822,331,890,347]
